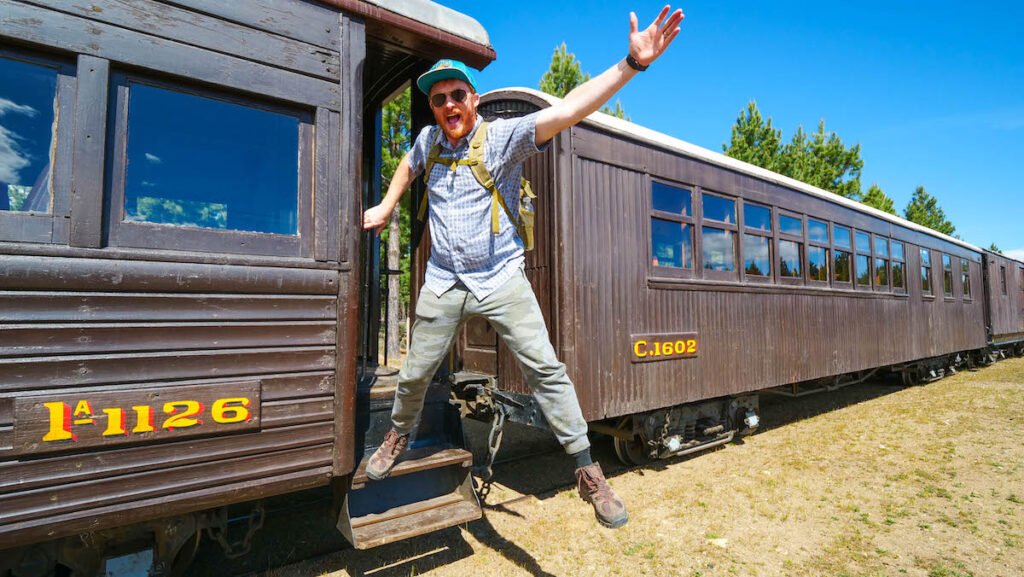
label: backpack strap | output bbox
[465,121,519,235]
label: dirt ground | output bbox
[248,357,1024,577]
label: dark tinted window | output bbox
[808,246,829,281]
[702,227,736,271]
[743,234,771,276]
[651,218,692,269]
[124,83,300,234]
[921,249,933,294]
[961,260,971,298]
[702,194,735,224]
[834,225,852,249]
[652,181,692,216]
[1,56,58,213]
[808,219,829,244]
[892,261,905,289]
[876,258,889,287]
[942,255,953,295]
[834,250,851,282]
[779,214,802,236]
[920,249,931,267]
[855,231,871,254]
[779,240,802,277]
[743,203,771,231]
[856,254,871,285]
[1001,266,1007,295]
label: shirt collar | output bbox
[437,115,482,150]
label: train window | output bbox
[891,241,906,291]
[961,259,972,300]
[651,218,693,269]
[121,83,301,235]
[856,254,872,286]
[834,225,852,249]
[921,249,933,295]
[0,56,58,214]
[702,193,735,224]
[779,239,802,277]
[855,231,871,254]
[808,219,829,244]
[942,255,954,296]
[1001,266,1007,295]
[743,234,771,276]
[808,246,829,281]
[779,214,802,237]
[874,238,890,289]
[650,180,694,274]
[743,203,771,231]
[652,181,692,216]
[702,227,736,271]
[834,250,851,283]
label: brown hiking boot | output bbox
[365,429,409,481]
[576,462,629,528]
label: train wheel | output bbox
[613,434,653,466]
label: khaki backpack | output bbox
[417,121,537,251]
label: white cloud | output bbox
[0,98,37,118]
[1004,248,1024,262]
[0,126,30,183]
[144,153,162,164]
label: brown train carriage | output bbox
[456,88,989,463]
[0,0,493,574]
[982,250,1024,353]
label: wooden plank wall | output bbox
[0,0,354,549]
[985,252,1024,343]
[558,127,987,422]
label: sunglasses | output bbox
[430,88,468,108]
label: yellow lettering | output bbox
[633,340,648,358]
[132,405,155,433]
[212,398,251,424]
[101,408,126,436]
[72,399,95,425]
[42,402,74,442]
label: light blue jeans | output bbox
[391,269,590,454]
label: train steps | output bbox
[337,368,481,550]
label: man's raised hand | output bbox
[629,5,684,67]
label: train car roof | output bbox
[324,0,494,67]
[482,87,983,254]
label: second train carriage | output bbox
[451,88,993,464]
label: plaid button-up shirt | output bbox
[409,112,549,300]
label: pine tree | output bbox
[380,87,412,361]
[540,43,629,120]
[861,183,897,215]
[779,120,863,199]
[904,185,955,235]
[723,101,783,172]
[988,243,1003,254]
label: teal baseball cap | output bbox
[416,59,478,95]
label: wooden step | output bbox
[350,447,473,490]
[350,493,481,550]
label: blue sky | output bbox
[440,0,1023,259]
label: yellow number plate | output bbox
[631,333,698,363]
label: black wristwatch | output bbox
[626,54,648,72]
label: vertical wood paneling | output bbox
[69,54,109,248]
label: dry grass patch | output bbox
[269,358,1024,577]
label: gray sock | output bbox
[571,448,593,469]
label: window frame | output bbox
[941,254,955,299]
[698,189,739,281]
[104,72,315,257]
[890,240,907,294]
[776,210,804,285]
[0,47,76,245]
[648,177,696,279]
[961,258,972,302]
[806,217,830,286]
[831,223,853,288]
[739,200,773,285]
[873,235,890,293]
[854,230,873,289]
[920,247,934,298]
[1000,265,1008,295]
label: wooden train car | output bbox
[454,88,991,464]
[0,1,493,574]
[982,250,1024,353]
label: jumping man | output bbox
[362,5,685,529]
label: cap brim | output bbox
[417,68,475,95]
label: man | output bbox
[362,5,684,529]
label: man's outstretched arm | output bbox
[534,5,684,146]
[363,152,415,234]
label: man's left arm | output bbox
[534,5,684,147]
